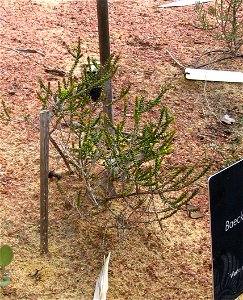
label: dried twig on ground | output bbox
[166,50,187,69]
[44,66,66,77]
[192,49,243,68]
[1,45,43,65]
[15,48,45,56]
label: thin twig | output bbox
[202,79,220,121]
[44,66,66,77]
[1,45,41,65]
[49,136,73,173]
[0,17,9,23]
[15,48,45,56]
[192,49,243,68]
[166,50,186,69]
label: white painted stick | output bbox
[159,0,211,8]
[185,68,243,83]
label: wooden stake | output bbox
[96,0,114,125]
[40,110,49,254]
[96,0,116,196]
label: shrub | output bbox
[37,41,209,231]
[196,0,243,54]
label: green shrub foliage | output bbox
[196,0,243,54]
[38,41,209,229]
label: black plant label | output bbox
[209,159,243,300]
